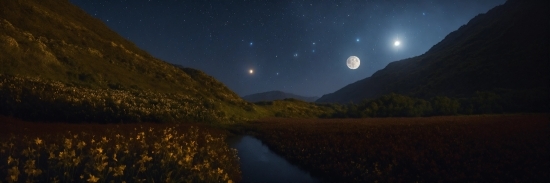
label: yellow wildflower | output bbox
[34,137,42,145]
[87,174,99,183]
[77,141,86,149]
[8,166,19,182]
[113,165,125,177]
[64,138,72,147]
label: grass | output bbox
[0,116,240,182]
[0,0,254,124]
[245,114,550,182]
[1,114,549,182]
[254,99,337,118]
[0,74,250,123]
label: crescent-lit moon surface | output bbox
[346,56,360,69]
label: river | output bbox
[227,135,320,183]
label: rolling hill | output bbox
[317,0,549,108]
[242,91,319,103]
[0,0,254,123]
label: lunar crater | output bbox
[346,56,360,69]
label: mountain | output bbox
[317,0,549,105]
[0,0,254,123]
[243,91,319,103]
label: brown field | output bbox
[246,114,550,182]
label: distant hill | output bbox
[0,0,254,123]
[317,0,549,105]
[243,91,319,103]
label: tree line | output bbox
[321,91,549,118]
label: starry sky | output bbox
[70,0,505,97]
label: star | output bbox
[68,0,507,98]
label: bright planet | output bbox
[394,40,401,46]
[346,56,360,69]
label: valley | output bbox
[0,0,548,182]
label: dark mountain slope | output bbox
[0,0,253,122]
[317,0,549,104]
[243,91,319,103]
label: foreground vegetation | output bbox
[0,0,255,124]
[0,117,240,182]
[2,73,546,125]
[0,74,255,123]
[321,92,549,118]
[246,114,550,182]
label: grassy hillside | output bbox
[242,91,319,103]
[317,0,549,108]
[0,0,256,123]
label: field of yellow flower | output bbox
[0,117,240,182]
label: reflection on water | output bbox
[227,135,319,183]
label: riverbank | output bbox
[245,114,550,182]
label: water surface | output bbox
[228,135,319,183]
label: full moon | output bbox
[394,40,401,46]
[346,56,360,69]
[249,69,254,74]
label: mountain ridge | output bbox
[317,0,549,104]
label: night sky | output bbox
[70,0,505,97]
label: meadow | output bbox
[1,114,548,182]
[246,114,549,182]
[0,116,240,182]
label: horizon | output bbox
[70,0,505,97]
